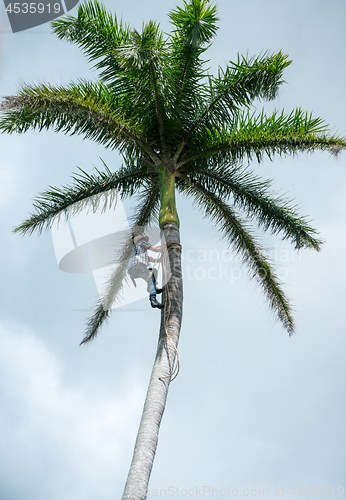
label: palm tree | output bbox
[0,0,345,498]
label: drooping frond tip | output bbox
[179,178,296,334]
[80,184,160,344]
[80,301,110,345]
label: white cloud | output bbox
[0,324,144,500]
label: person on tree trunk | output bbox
[127,235,170,309]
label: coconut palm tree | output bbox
[0,0,345,498]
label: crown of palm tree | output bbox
[1,0,345,344]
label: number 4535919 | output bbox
[5,3,61,14]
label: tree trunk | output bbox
[122,222,183,500]
[158,166,180,227]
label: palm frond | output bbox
[13,161,155,235]
[168,0,219,121]
[177,163,323,250]
[81,183,160,344]
[0,82,157,158]
[178,108,346,164]
[177,51,292,153]
[169,0,219,48]
[179,178,294,334]
[113,21,169,151]
[52,5,171,145]
[51,0,130,84]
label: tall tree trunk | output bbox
[122,222,183,500]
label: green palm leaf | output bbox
[51,0,130,84]
[177,51,292,152]
[168,0,219,119]
[178,108,346,165]
[179,177,294,333]
[13,161,155,235]
[0,82,158,158]
[177,164,322,250]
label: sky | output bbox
[0,1,346,499]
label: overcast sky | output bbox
[0,1,346,499]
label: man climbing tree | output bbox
[127,235,171,309]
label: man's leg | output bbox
[137,266,164,309]
[148,268,162,294]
